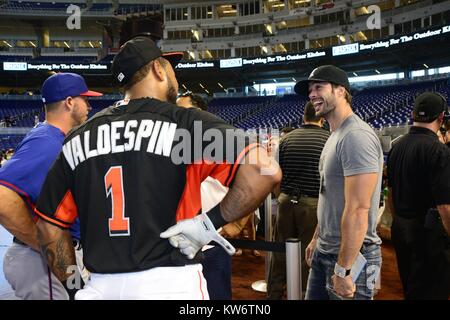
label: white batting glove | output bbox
[160,213,236,259]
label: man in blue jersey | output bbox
[0,73,102,299]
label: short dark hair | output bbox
[331,83,352,104]
[303,101,322,123]
[179,91,207,111]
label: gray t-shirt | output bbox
[317,114,383,254]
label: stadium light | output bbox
[292,77,296,82]
[64,41,70,49]
[29,41,36,48]
[199,83,205,89]
[89,41,94,48]
[218,82,224,88]
[181,84,187,90]
[375,69,380,74]
[3,40,12,48]
[353,72,358,76]
[423,63,429,68]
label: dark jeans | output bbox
[202,246,232,300]
[305,244,382,300]
[391,214,450,300]
[267,193,318,299]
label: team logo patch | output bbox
[117,72,125,82]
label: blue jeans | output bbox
[305,244,382,300]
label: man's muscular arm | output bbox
[37,219,76,283]
[161,146,281,258]
[0,185,39,251]
[220,146,282,223]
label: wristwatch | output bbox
[334,263,351,278]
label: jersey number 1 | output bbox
[105,166,130,236]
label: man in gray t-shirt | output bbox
[317,114,383,255]
[294,65,383,300]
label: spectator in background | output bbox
[387,92,450,300]
[267,101,330,299]
[177,91,208,111]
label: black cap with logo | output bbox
[413,92,448,123]
[111,36,183,86]
[294,65,350,97]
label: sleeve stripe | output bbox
[54,190,78,224]
[34,208,71,229]
[0,180,35,211]
[225,143,260,186]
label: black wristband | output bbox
[207,203,228,229]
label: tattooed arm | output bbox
[36,219,76,283]
[160,146,281,258]
[220,146,282,223]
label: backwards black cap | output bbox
[413,92,448,123]
[112,36,183,86]
[294,65,350,97]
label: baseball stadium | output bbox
[0,0,449,303]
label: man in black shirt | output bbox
[267,101,330,299]
[35,37,281,299]
[387,92,450,300]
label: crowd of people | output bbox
[0,37,448,300]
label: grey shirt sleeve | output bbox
[337,129,381,177]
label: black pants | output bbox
[267,193,318,299]
[202,246,232,300]
[391,214,450,300]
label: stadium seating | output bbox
[1,78,449,150]
[0,134,25,150]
